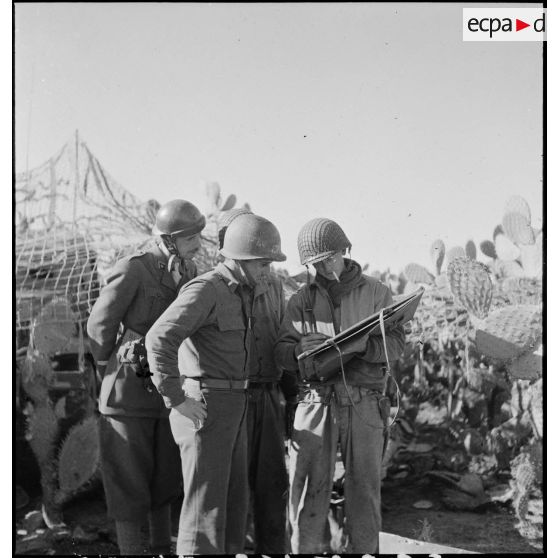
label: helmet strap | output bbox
[238,261,258,288]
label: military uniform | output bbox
[147,261,287,555]
[245,274,289,553]
[275,261,406,554]
[87,241,194,526]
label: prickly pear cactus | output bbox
[32,298,78,356]
[26,403,59,465]
[494,233,521,262]
[465,240,477,261]
[55,416,100,506]
[494,259,525,279]
[510,441,542,548]
[447,257,493,319]
[447,246,466,263]
[502,212,535,246]
[403,263,435,285]
[480,240,497,259]
[508,346,542,381]
[519,243,542,278]
[475,305,542,360]
[430,239,445,275]
[493,224,504,240]
[21,351,53,403]
[504,195,531,224]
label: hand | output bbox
[296,333,329,356]
[174,397,208,424]
[349,334,369,356]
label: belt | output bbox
[198,378,249,391]
[248,381,278,389]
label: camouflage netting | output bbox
[15,134,159,348]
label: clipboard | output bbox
[297,287,424,382]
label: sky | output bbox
[14,2,544,276]
[7,3,555,552]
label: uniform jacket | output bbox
[274,267,405,390]
[87,241,195,417]
[145,262,285,409]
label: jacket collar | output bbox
[215,262,269,297]
[146,241,191,291]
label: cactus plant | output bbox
[447,257,492,319]
[493,224,504,241]
[403,263,435,285]
[508,346,542,381]
[504,195,531,224]
[447,246,466,263]
[519,243,542,278]
[494,233,521,262]
[430,239,445,275]
[465,240,477,261]
[480,240,497,259]
[502,212,535,246]
[55,416,100,506]
[475,305,542,361]
[31,298,78,356]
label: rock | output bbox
[413,500,433,509]
[24,510,46,532]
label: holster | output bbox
[116,330,154,392]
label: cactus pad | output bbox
[403,263,434,285]
[475,305,542,360]
[495,259,525,279]
[480,240,497,259]
[493,224,504,241]
[21,352,53,402]
[57,416,100,502]
[447,257,493,318]
[504,195,531,224]
[465,240,477,260]
[430,239,445,274]
[503,212,535,246]
[519,243,542,278]
[32,298,77,356]
[494,233,521,261]
[508,350,542,381]
[26,404,59,464]
[447,246,466,263]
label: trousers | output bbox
[170,385,249,555]
[99,415,182,521]
[289,383,386,554]
[246,384,289,553]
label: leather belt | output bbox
[248,381,277,389]
[198,378,249,391]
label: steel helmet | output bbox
[297,218,351,265]
[152,199,206,238]
[220,214,286,262]
[217,207,253,249]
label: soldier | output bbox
[275,218,406,554]
[87,199,205,555]
[218,208,291,553]
[145,213,287,555]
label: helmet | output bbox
[220,214,286,262]
[217,207,253,249]
[297,218,351,265]
[152,199,206,238]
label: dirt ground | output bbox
[15,475,539,556]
